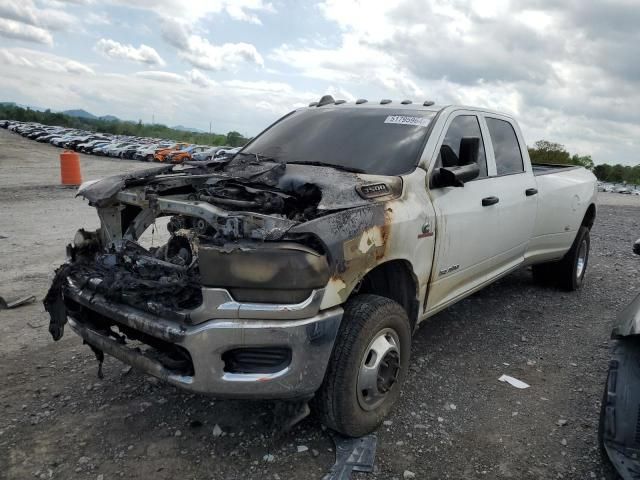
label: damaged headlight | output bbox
[198,241,330,304]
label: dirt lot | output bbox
[1,128,639,480]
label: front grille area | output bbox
[65,297,195,376]
[222,347,292,374]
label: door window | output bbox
[436,115,488,178]
[486,118,524,175]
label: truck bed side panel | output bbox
[525,167,597,264]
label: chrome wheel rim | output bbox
[576,239,588,279]
[357,328,401,411]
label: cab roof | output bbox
[301,95,515,121]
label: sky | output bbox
[0,0,638,166]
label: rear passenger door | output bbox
[481,115,537,269]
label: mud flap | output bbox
[86,342,105,379]
[601,337,640,479]
[43,263,75,341]
[323,434,377,480]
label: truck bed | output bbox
[532,163,580,176]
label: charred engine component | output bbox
[77,240,202,313]
[67,228,101,261]
[198,241,330,303]
[151,233,196,267]
[195,180,322,221]
[167,215,214,237]
[73,228,100,250]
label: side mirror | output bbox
[432,162,480,188]
[634,238,640,255]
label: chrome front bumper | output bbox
[64,280,343,399]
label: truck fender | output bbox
[612,292,640,338]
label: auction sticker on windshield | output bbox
[384,115,431,127]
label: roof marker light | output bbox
[380,99,392,104]
[335,99,346,105]
[317,95,335,107]
[355,98,368,104]
[401,100,412,104]
[423,100,435,106]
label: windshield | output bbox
[241,107,437,176]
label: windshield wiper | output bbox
[285,161,365,174]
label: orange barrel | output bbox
[60,150,82,186]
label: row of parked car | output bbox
[598,181,640,195]
[0,120,239,164]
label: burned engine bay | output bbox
[45,154,402,341]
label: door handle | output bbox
[525,188,538,196]
[482,196,499,206]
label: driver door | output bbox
[425,112,504,313]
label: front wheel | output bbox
[314,294,411,437]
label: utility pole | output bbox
[152,113,155,125]
[209,121,212,134]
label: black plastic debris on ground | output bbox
[0,295,36,310]
[323,434,377,480]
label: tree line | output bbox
[0,104,249,147]
[528,140,639,185]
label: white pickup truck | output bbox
[45,96,597,436]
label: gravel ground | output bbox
[1,128,639,480]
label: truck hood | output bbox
[77,158,402,215]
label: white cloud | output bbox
[186,68,217,88]
[110,0,274,23]
[135,70,185,83]
[183,39,263,71]
[272,39,422,97]
[0,17,52,44]
[0,0,76,31]
[225,1,274,25]
[161,21,263,71]
[222,79,292,93]
[0,47,94,74]
[95,38,166,66]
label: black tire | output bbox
[532,226,590,291]
[314,294,412,437]
[598,369,622,480]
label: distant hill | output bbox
[63,109,97,119]
[173,124,205,133]
[62,109,120,122]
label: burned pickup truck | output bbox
[46,97,597,436]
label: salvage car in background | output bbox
[599,237,640,480]
[166,145,209,164]
[44,97,598,436]
[191,146,232,161]
[153,142,190,162]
